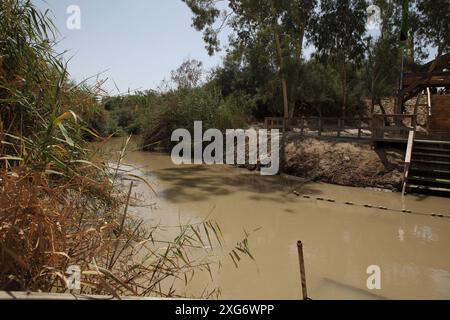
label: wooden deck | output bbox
[398,53,450,107]
[265,115,450,196]
[264,55,450,195]
[403,72,450,88]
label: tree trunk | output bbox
[269,0,289,175]
[407,34,415,64]
[342,59,347,118]
[270,0,289,121]
[289,23,306,119]
[273,30,289,121]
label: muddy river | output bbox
[104,138,450,300]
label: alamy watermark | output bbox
[366,4,382,31]
[366,265,381,290]
[65,265,81,290]
[171,121,280,175]
[66,5,81,30]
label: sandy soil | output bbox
[284,135,405,191]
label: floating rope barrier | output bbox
[292,192,450,219]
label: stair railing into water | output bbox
[402,128,416,196]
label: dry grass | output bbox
[0,158,254,298]
[0,0,254,298]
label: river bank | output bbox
[284,135,404,191]
[144,132,405,192]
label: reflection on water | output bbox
[102,137,450,299]
[413,225,436,242]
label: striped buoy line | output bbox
[291,191,450,219]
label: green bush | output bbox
[102,91,157,135]
[141,85,251,151]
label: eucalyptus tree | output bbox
[414,0,450,57]
[170,58,204,90]
[309,0,368,117]
[363,0,403,112]
[182,0,317,120]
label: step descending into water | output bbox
[406,140,450,196]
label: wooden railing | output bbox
[371,114,417,141]
[265,114,418,142]
[265,117,372,139]
[265,117,286,130]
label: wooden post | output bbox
[318,118,322,137]
[402,129,415,196]
[358,118,362,139]
[372,115,379,141]
[300,118,305,135]
[337,118,342,137]
[371,116,375,141]
[297,240,308,300]
[426,87,431,130]
[412,114,417,131]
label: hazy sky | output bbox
[34,0,232,94]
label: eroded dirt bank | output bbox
[284,135,405,191]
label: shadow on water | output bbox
[147,165,324,204]
[408,189,450,200]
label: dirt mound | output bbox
[284,136,404,190]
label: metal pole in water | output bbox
[297,240,308,300]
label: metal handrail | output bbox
[402,129,416,196]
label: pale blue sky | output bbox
[33,1,402,96]
[34,0,231,94]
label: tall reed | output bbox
[0,0,253,297]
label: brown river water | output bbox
[103,138,450,300]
